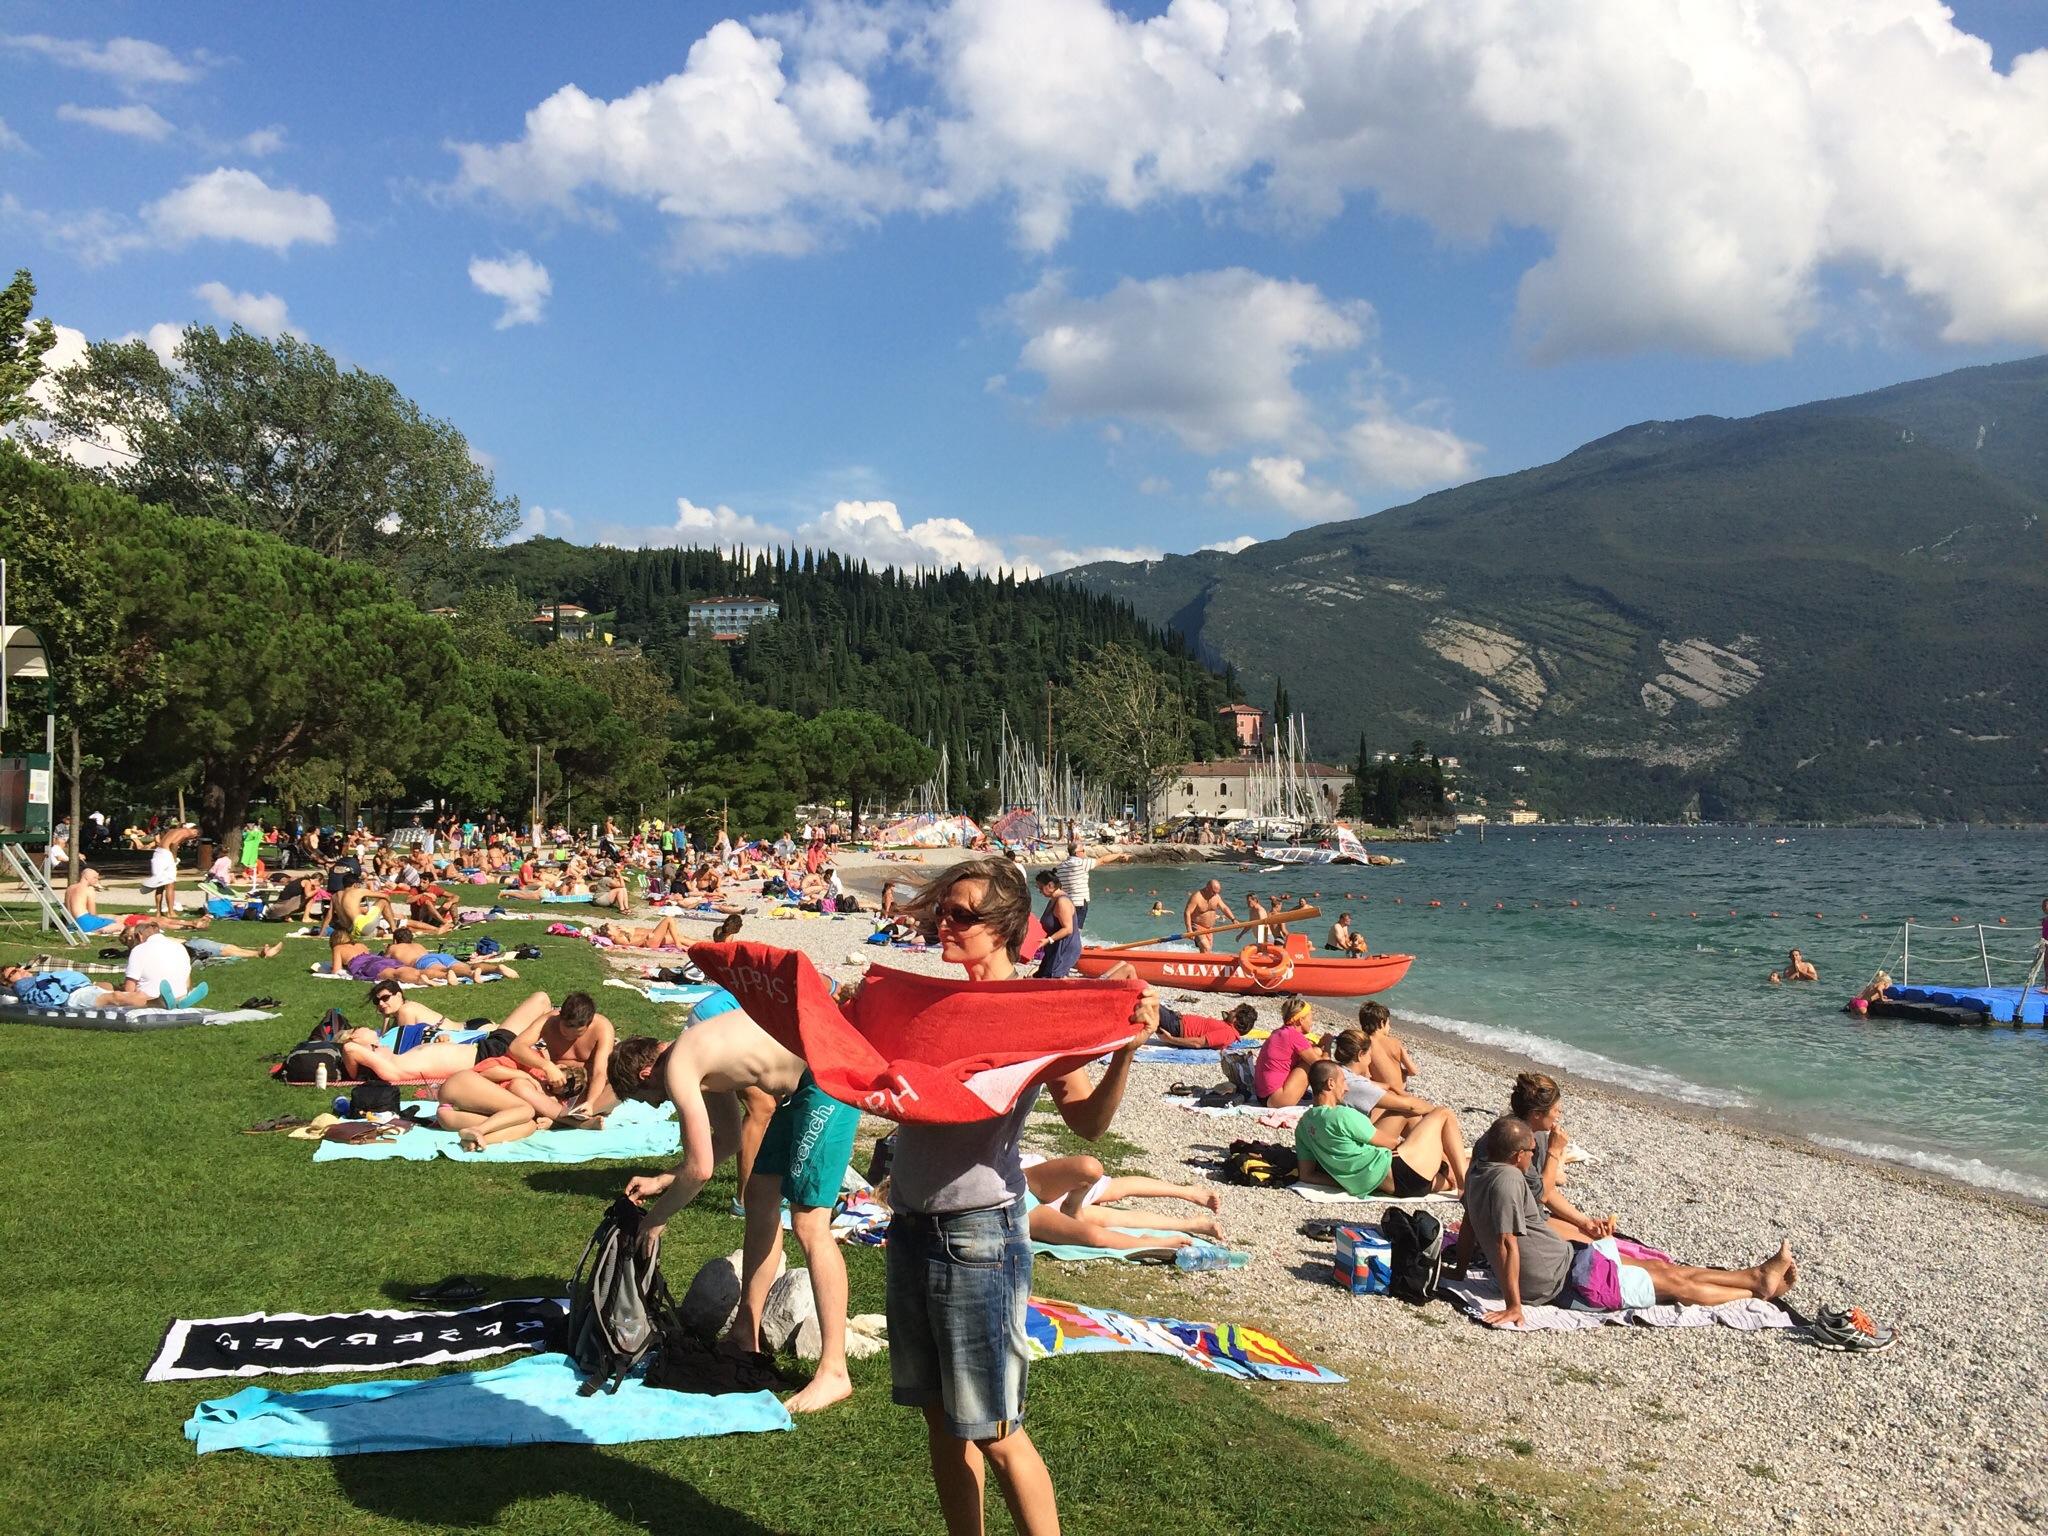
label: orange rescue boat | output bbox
[1074,933,1412,998]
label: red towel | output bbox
[688,941,1145,1124]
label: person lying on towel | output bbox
[1020,1152,1225,1254]
[4,961,162,1010]
[1464,1115,1799,1327]
[1293,1061,1468,1200]
[339,986,612,1101]
[606,992,859,1416]
[437,1061,591,1150]
[1151,1000,1257,1049]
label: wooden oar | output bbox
[1092,904,1321,952]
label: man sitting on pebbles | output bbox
[1466,1115,1798,1326]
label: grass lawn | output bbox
[0,913,1517,1535]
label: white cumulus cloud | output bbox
[1208,456,1354,522]
[513,504,576,541]
[1200,534,1258,554]
[932,0,2048,358]
[56,102,173,140]
[194,281,298,338]
[0,117,25,153]
[143,168,336,252]
[468,252,552,328]
[797,499,1017,572]
[467,2,2048,359]
[671,496,792,546]
[451,19,917,267]
[236,125,286,156]
[1009,269,1365,453]
[1,33,206,92]
[1344,408,1480,491]
[22,323,137,470]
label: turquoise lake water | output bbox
[1079,828,2048,1202]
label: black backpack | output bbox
[1221,1138,1298,1187]
[1380,1206,1446,1304]
[274,1010,351,1083]
[566,1199,674,1395]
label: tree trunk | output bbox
[199,773,252,846]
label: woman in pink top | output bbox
[1252,998,1323,1106]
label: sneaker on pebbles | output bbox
[1808,1305,1898,1353]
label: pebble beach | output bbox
[741,850,2048,1535]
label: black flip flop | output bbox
[407,1276,487,1306]
[240,996,282,1009]
[1299,1219,1344,1240]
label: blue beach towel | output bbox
[313,1099,680,1165]
[1032,1229,1248,1270]
[185,1351,790,1456]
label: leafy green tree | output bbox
[670,686,807,838]
[33,324,517,577]
[0,450,171,856]
[0,269,56,427]
[798,709,936,833]
[47,483,459,839]
[533,641,679,818]
[1061,644,1193,814]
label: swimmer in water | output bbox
[1768,947,1819,985]
[1148,900,1167,917]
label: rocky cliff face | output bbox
[1064,358,2048,821]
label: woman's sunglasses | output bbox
[936,902,988,928]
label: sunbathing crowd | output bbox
[14,814,1829,1536]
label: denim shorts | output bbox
[886,1202,1032,1441]
[183,938,225,962]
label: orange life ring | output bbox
[1236,943,1294,989]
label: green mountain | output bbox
[454,541,1241,808]
[1065,358,2048,822]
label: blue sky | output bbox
[7,1,2047,573]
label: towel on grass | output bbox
[148,1299,565,1381]
[313,1099,678,1164]
[1439,1274,1796,1333]
[601,977,720,1007]
[1026,1297,1341,1384]
[186,1351,789,1456]
[688,941,1143,1124]
[312,970,502,984]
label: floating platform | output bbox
[1872,984,2047,1027]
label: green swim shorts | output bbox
[755,1072,860,1210]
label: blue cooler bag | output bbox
[1335,1223,1393,1295]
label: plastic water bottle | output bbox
[314,1062,329,1091]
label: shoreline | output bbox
[1381,1002,2048,1220]
[692,893,2048,1532]
[834,847,2048,1213]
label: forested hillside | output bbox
[455,541,1241,797]
[1066,358,2048,823]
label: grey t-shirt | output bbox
[1464,1160,1573,1306]
[890,1090,1041,1215]
[1468,1127,1550,1201]
[1341,1071,1385,1114]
